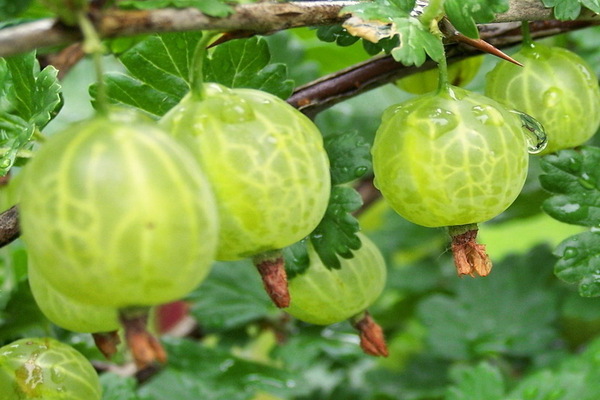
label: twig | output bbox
[0,206,20,248]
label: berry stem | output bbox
[447,223,492,277]
[350,311,389,357]
[189,31,219,100]
[521,21,534,47]
[252,250,290,308]
[436,48,450,93]
[77,12,108,115]
[119,307,167,369]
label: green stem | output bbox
[436,50,450,93]
[78,12,108,115]
[190,31,219,100]
[521,21,534,47]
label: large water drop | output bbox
[510,110,548,154]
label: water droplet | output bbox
[220,99,255,123]
[563,247,579,260]
[510,110,547,154]
[471,105,504,126]
[543,87,562,108]
[409,107,458,138]
[354,166,368,178]
[50,367,65,384]
[0,158,11,169]
[558,203,580,213]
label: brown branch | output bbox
[0,206,20,248]
[288,20,600,118]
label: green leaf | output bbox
[554,231,600,297]
[391,17,444,66]
[97,31,199,118]
[205,37,294,99]
[283,238,310,279]
[100,373,140,400]
[316,26,360,47]
[100,34,293,117]
[542,0,598,20]
[186,260,275,331]
[342,0,409,22]
[417,246,560,360]
[445,362,505,400]
[0,0,34,19]
[324,131,371,185]
[444,0,510,39]
[539,147,600,227]
[117,0,232,17]
[310,186,363,270]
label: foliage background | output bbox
[3,1,600,399]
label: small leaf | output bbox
[446,362,505,400]
[205,37,294,99]
[100,373,140,400]
[554,231,600,297]
[186,260,275,331]
[539,147,600,227]
[117,0,232,17]
[542,0,595,20]
[391,17,444,66]
[324,131,371,185]
[283,239,310,279]
[0,0,34,18]
[310,186,363,269]
[444,0,510,39]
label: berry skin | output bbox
[19,110,219,307]
[285,233,387,325]
[161,83,331,261]
[0,337,101,400]
[372,85,529,228]
[485,42,600,154]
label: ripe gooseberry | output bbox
[372,85,529,229]
[285,233,387,325]
[160,83,331,262]
[19,109,219,308]
[0,337,101,400]
[485,42,600,154]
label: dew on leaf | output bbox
[562,247,579,260]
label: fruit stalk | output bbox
[91,331,121,359]
[448,224,492,277]
[351,311,389,357]
[253,250,290,308]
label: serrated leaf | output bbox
[0,0,34,18]
[100,33,293,117]
[283,239,310,279]
[445,362,505,400]
[324,131,371,185]
[444,0,510,39]
[205,37,294,99]
[539,147,600,227]
[317,25,361,46]
[118,0,232,17]
[97,31,199,118]
[391,17,444,66]
[542,0,594,20]
[418,245,560,360]
[186,260,275,331]
[310,186,363,270]
[554,231,600,297]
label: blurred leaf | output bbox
[0,0,34,18]
[444,0,510,39]
[186,260,275,331]
[554,231,600,297]
[324,131,371,185]
[542,0,600,20]
[205,37,294,99]
[418,246,560,360]
[101,373,140,400]
[138,337,304,400]
[540,147,600,227]
[445,362,505,400]
[508,336,600,399]
[316,26,360,46]
[117,0,232,17]
[310,186,362,270]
